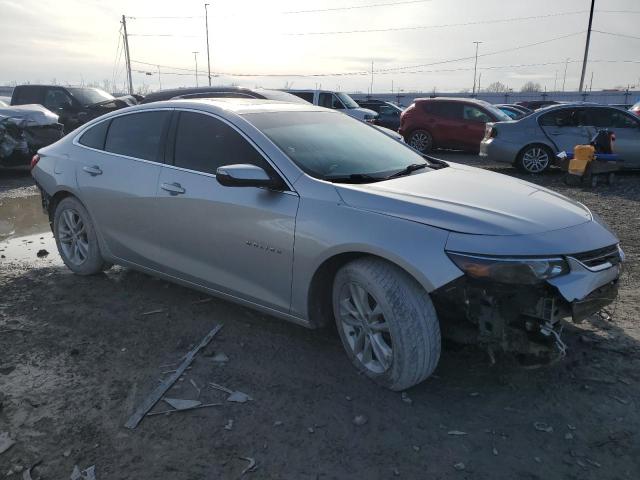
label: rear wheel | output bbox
[407,130,433,153]
[516,145,553,173]
[332,257,441,391]
[53,196,109,275]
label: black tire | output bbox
[407,130,433,153]
[332,257,441,391]
[515,144,553,174]
[53,196,109,275]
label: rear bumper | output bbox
[479,138,518,164]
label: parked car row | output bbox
[32,97,624,390]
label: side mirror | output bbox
[216,164,283,189]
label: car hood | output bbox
[334,162,592,236]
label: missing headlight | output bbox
[446,252,569,285]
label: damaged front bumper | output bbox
[432,244,623,357]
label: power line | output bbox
[592,30,640,42]
[286,10,588,35]
[283,0,431,14]
[125,15,203,19]
[595,9,640,14]
[128,33,200,37]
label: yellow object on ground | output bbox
[569,145,595,175]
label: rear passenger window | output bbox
[173,112,270,175]
[427,102,462,119]
[78,120,110,150]
[12,87,42,105]
[291,92,314,103]
[105,111,169,161]
[539,109,585,127]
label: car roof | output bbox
[414,96,489,105]
[135,97,329,115]
[141,86,303,104]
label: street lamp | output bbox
[192,51,199,87]
[472,41,483,95]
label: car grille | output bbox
[570,244,621,269]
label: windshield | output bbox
[484,103,513,122]
[245,111,430,182]
[336,92,359,109]
[66,87,115,106]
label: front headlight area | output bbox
[446,252,569,285]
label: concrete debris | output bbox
[492,448,498,456]
[353,415,368,426]
[273,421,283,427]
[567,424,577,430]
[412,445,420,452]
[211,352,229,363]
[70,465,96,480]
[0,432,15,455]
[453,462,466,471]
[565,432,574,440]
[224,419,234,431]
[163,398,201,410]
[307,427,315,434]
[209,382,252,403]
[239,456,256,476]
[448,430,468,436]
[141,309,166,316]
[401,392,412,404]
[534,422,554,433]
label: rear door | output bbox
[154,110,299,313]
[459,104,492,150]
[586,107,640,167]
[75,109,172,266]
[539,107,591,152]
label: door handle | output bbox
[161,182,186,195]
[82,165,102,176]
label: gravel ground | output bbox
[1,156,639,479]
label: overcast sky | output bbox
[1,0,638,94]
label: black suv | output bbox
[11,85,131,132]
[356,99,404,131]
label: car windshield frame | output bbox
[335,92,359,109]
[66,87,115,106]
[244,110,431,183]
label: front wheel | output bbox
[53,196,110,275]
[407,130,433,153]
[515,145,553,173]
[332,257,441,391]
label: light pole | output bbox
[579,0,596,92]
[204,3,212,86]
[193,51,199,87]
[472,41,483,95]
[562,57,569,92]
[157,65,162,90]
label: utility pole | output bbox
[589,71,594,91]
[157,65,162,90]
[370,60,374,96]
[121,15,133,95]
[204,3,212,86]
[554,70,558,92]
[193,51,199,87]
[579,0,596,92]
[472,41,482,95]
[477,72,482,93]
[562,58,569,92]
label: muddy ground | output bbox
[0,156,639,479]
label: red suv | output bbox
[399,97,511,153]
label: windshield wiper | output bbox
[384,163,428,180]
[323,173,384,184]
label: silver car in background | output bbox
[480,103,640,173]
[32,99,623,390]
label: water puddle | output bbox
[0,195,61,264]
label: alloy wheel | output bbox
[521,147,550,173]
[58,209,89,266]
[409,132,431,152]
[338,282,393,374]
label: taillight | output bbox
[30,154,40,170]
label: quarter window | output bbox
[79,120,111,150]
[173,112,270,175]
[463,105,491,122]
[104,111,169,161]
[587,108,639,129]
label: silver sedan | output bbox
[32,99,623,390]
[480,103,640,173]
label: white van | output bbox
[286,90,378,122]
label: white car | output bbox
[286,90,378,122]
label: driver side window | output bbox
[43,89,73,111]
[319,92,344,110]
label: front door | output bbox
[75,110,171,266]
[539,107,591,153]
[154,111,299,313]
[459,104,492,151]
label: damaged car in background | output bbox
[31,99,623,390]
[0,104,64,167]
